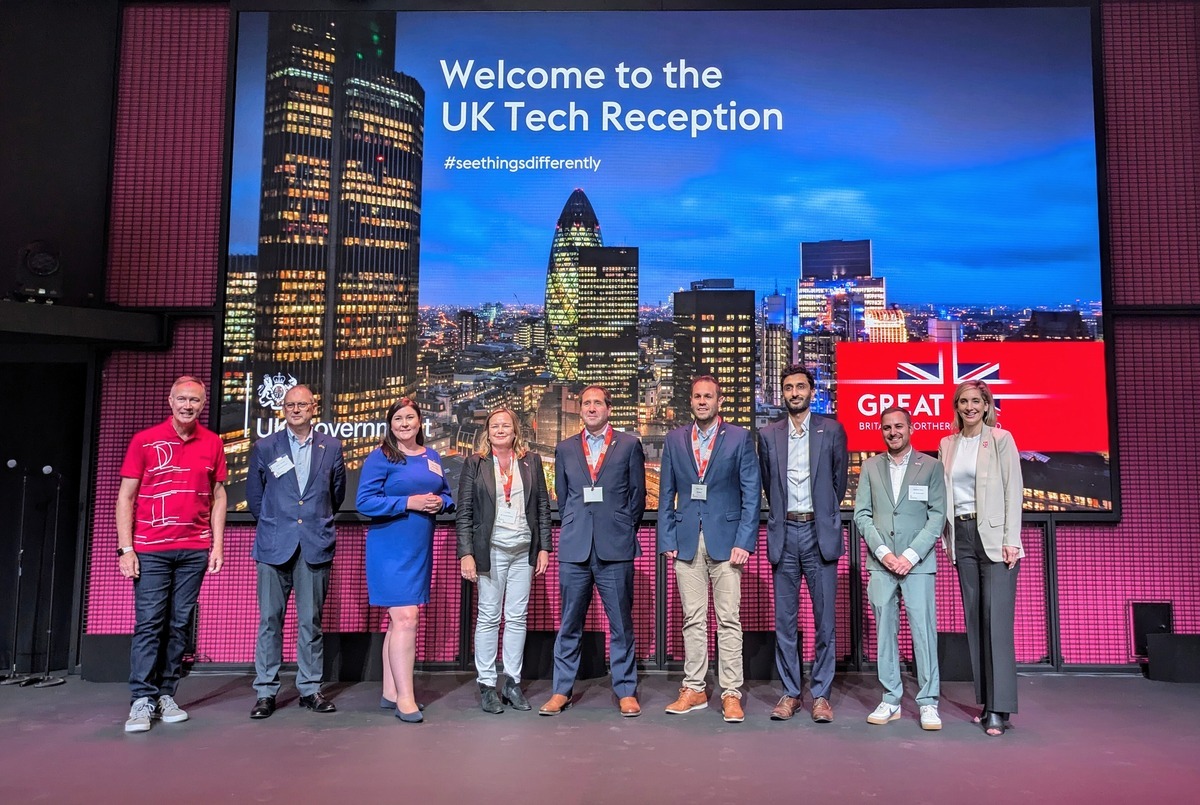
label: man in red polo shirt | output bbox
[116,376,227,733]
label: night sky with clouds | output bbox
[228,6,1102,309]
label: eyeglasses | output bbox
[283,402,313,411]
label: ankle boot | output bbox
[480,684,504,714]
[501,676,531,711]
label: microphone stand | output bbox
[24,467,66,687]
[0,463,30,685]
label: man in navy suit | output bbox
[658,376,760,723]
[540,385,646,717]
[758,365,848,723]
[245,384,346,719]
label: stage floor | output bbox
[1,670,1197,803]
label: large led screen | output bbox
[220,4,1112,516]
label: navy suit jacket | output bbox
[758,413,849,564]
[246,428,347,565]
[554,428,646,563]
[657,421,760,562]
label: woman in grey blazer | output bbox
[455,408,551,713]
[939,380,1024,737]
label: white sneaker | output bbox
[157,694,189,723]
[866,701,901,725]
[920,704,942,731]
[125,697,154,733]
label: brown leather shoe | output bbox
[811,696,834,723]
[538,693,572,716]
[618,696,641,717]
[721,693,745,723]
[770,695,801,720]
[664,687,708,714]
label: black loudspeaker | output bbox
[522,630,606,680]
[1147,634,1200,683]
[1131,602,1173,658]
[713,630,786,681]
[938,632,973,682]
[13,240,63,302]
[324,632,386,682]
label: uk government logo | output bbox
[257,372,298,411]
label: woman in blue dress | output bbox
[356,398,453,722]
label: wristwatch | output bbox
[117,546,135,557]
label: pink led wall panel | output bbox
[105,4,228,308]
[1102,1,1200,308]
[1056,318,1200,663]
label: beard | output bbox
[784,397,811,415]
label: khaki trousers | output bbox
[674,532,743,695]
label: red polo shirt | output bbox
[119,418,228,552]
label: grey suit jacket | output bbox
[853,450,946,574]
[246,428,347,565]
[758,413,849,564]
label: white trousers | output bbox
[474,542,533,686]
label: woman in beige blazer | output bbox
[939,380,1023,737]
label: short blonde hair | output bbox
[477,407,529,459]
[951,381,997,431]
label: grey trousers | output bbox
[254,549,332,698]
[867,570,939,707]
[954,519,1019,714]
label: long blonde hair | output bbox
[476,407,529,459]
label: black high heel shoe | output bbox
[983,711,1007,736]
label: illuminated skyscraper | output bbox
[760,289,790,406]
[458,310,481,349]
[864,308,908,342]
[673,280,755,427]
[577,246,639,430]
[544,189,603,381]
[248,12,424,474]
[801,238,872,281]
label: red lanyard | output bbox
[496,456,514,505]
[692,418,721,482]
[581,427,613,483]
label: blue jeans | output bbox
[129,549,208,702]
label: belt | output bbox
[955,513,977,521]
[786,511,815,523]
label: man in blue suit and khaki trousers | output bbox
[758,365,848,723]
[540,385,646,717]
[246,384,346,719]
[658,376,760,723]
[854,406,946,731]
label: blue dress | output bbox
[356,447,454,607]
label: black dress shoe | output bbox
[298,692,337,713]
[250,697,276,719]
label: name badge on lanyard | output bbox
[584,486,604,503]
[691,418,720,500]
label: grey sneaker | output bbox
[125,697,154,733]
[156,694,189,723]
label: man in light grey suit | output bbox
[854,406,946,731]
[759,364,848,723]
[245,384,346,719]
